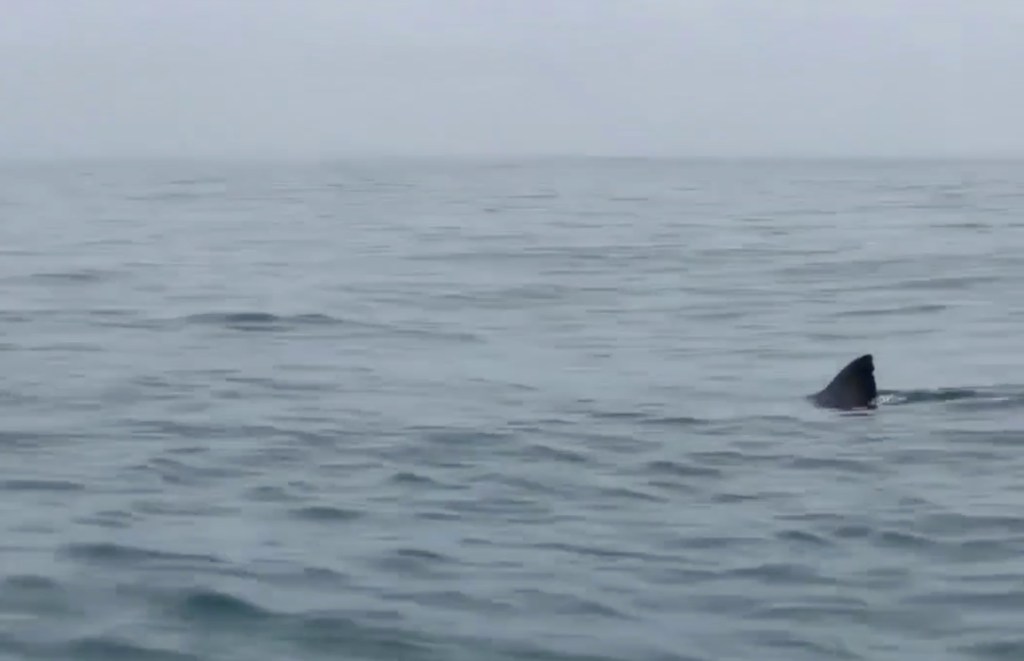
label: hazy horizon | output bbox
[3,1,1022,160]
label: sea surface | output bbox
[1,157,1023,661]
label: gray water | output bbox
[1,158,1023,661]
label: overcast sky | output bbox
[1,0,1021,158]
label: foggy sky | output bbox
[2,0,1022,159]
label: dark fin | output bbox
[810,354,878,410]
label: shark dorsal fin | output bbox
[811,354,877,410]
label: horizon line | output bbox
[2,151,1024,163]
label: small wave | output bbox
[0,478,85,492]
[785,456,879,475]
[776,529,832,547]
[27,269,121,283]
[644,459,723,479]
[183,311,344,331]
[419,428,515,447]
[64,636,200,661]
[587,409,709,427]
[894,274,1002,290]
[874,530,935,550]
[291,505,364,522]
[732,562,837,585]
[522,443,590,464]
[957,638,1024,660]
[1,574,60,591]
[504,191,559,200]
[597,485,666,503]
[390,471,441,486]
[177,310,481,342]
[60,542,223,568]
[834,303,948,317]
[174,588,272,622]
[371,547,457,576]
[532,541,660,562]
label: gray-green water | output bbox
[1,158,1023,660]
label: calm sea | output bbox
[1,157,1023,660]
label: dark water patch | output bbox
[522,442,590,464]
[750,596,870,622]
[904,589,1024,610]
[390,470,441,486]
[777,529,833,547]
[291,505,364,522]
[531,541,659,562]
[27,268,122,284]
[0,430,81,449]
[785,456,879,475]
[596,485,666,503]
[892,274,1003,290]
[712,492,767,504]
[0,574,73,616]
[874,529,936,551]
[834,303,948,317]
[76,509,136,530]
[0,478,85,492]
[687,592,761,615]
[178,309,485,342]
[166,176,226,186]
[0,311,52,323]
[500,475,573,497]
[133,498,239,519]
[685,308,748,321]
[289,615,439,659]
[246,484,305,503]
[1,574,60,591]
[688,450,787,469]
[182,311,346,332]
[640,415,709,428]
[418,427,517,448]
[371,547,458,576]
[832,524,874,540]
[644,459,723,479]
[673,535,762,552]
[125,419,319,446]
[64,637,201,661]
[478,640,643,661]
[511,588,633,620]
[958,639,1024,660]
[170,587,274,626]
[415,509,462,522]
[505,190,559,200]
[744,628,861,661]
[137,456,255,486]
[450,493,553,520]
[644,478,701,496]
[951,538,1024,563]
[585,409,651,422]
[918,513,1024,537]
[732,562,839,586]
[437,283,577,305]
[23,340,103,353]
[61,542,223,569]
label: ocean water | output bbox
[1,157,1023,661]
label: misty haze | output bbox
[2,1,1023,159]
